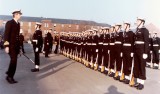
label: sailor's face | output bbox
[14,13,21,20]
[123,24,127,29]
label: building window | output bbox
[61,24,64,27]
[76,25,79,30]
[28,22,31,27]
[28,29,31,33]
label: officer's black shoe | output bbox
[108,73,114,77]
[12,78,18,83]
[114,76,120,80]
[134,83,139,87]
[31,68,39,72]
[123,79,130,84]
[137,84,144,90]
[6,76,17,84]
[104,71,108,75]
[153,66,158,69]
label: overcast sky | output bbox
[0,0,160,27]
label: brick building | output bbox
[0,15,110,41]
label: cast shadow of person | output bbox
[104,85,125,94]
[37,58,75,80]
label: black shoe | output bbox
[31,68,39,72]
[114,76,120,80]
[134,83,139,87]
[12,78,18,83]
[108,73,115,77]
[137,84,144,90]
[104,71,108,75]
[123,79,130,84]
[6,76,17,84]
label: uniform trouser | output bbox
[134,45,146,80]
[146,47,151,62]
[92,45,97,63]
[39,44,43,52]
[45,46,49,57]
[87,45,92,62]
[34,51,40,66]
[109,45,116,69]
[20,44,25,53]
[146,51,151,62]
[98,45,103,65]
[77,45,81,57]
[82,45,85,58]
[54,44,59,54]
[115,45,122,71]
[49,44,53,53]
[123,46,132,76]
[7,50,18,78]
[153,47,159,64]
[103,46,109,67]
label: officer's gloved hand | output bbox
[5,47,9,54]
[47,43,49,45]
[143,54,148,59]
[159,50,160,53]
[108,50,110,54]
[130,53,134,57]
[150,51,152,54]
[120,52,123,57]
[35,48,39,52]
[96,49,98,52]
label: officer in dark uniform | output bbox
[60,32,64,54]
[114,24,123,80]
[92,29,99,70]
[132,17,149,90]
[120,22,134,84]
[19,29,25,53]
[44,31,50,57]
[108,26,116,77]
[152,32,160,69]
[4,10,22,84]
[101,27,110,73]
[31,22,43,72]
[96,29,104,71]
[146,32,153,68]
[48,28,53,53]
[54,32,60,54]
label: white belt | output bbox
[92,43,96,45]
[98,42,103,45]
[87,43,91,45]
[153,44,159,46]
[149,44,151,46]
[110,43,115,45]
[103,43,108,45]
[84,44,86,45]
[115,41,122,44]
[78,44,81,45]
[123,43,131,46]
[135,41,144,44]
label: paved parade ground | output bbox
[0,44,160,94]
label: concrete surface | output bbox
[0,44,160,94]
